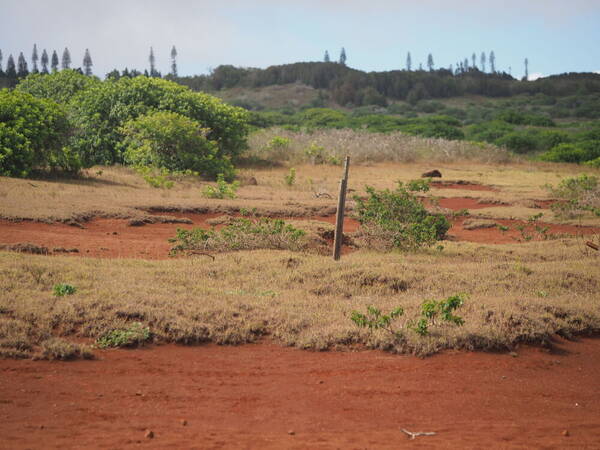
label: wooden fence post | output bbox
[333,156,350,261]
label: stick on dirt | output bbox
[586,241,599,251]
[333,156,350,261]
[400,428,437,439]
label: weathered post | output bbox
[333,156,350,261]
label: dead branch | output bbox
[186,251,216,260]
[586,241,599,251]
[314,192,333,199]
[400,429,437,440]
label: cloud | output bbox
[528,73,544,81]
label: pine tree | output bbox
[83,49,93,75]
[31,44,39,73]
[524,57,529,80]
[406,52,412,71]
[463,58,469,70]
[0,50,3,75]
[427,53,434,71]
[449,64,453,74]
[17,52,29,77]
[41,49,49,74]
[6,54,17,78]
[61,48,71,70]
[324,50,330,63]
[418,62,423,71]
[472,53,477,69]
[339,47,346,65]
[480,52,486,73]
[489,51,496,73]
[149,47,156,76]
[170,45,178,77]
[51,50,59,72]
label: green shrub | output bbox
[350,294,466,339]
[122,111,234,180]
[169,217,307,253]
[540,143,592,163]
[496,132,538,153]
[545,174,600,218]
[16,70,100,104]
[68,76,249,166]
[96,322,151,348]
[0,89,78,177]
[202,173,240,198]
[354,181,450,251]
[53,283,76,296]
[284,167,296,186]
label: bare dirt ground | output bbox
[1,338,599,449]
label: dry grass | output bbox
[1,238,598,358]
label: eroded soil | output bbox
[1,338,599,449]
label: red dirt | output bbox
[437,197,503,210]
[1,212,599,259]
[1,338,600,449]
[430,182,498,192]
[0,214,360,260]
[449,217,600,244]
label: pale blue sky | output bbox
[1,0,599,80]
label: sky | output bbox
[2,0,600,80]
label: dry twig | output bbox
[586,241,599,251]
[400,428,437,440]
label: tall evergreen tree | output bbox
[524,57,529,80]
[449,64,453,74]
[418,62,423,71]
[339,47,346,65]
[489,51,496,73]
[31,44,39,73]
[149,47,156,76]
[170,45,178,77]
[41,49,49,74]
[61,48,71,70]
[471,53,477,69]
[427,53,434,71]
[83,48,93,75]
[463,58,469,70]
[324,50,330,63]
[6,54,17,78]
[406,52,412,71]
[480,52,486,72]
[0,50,3,74]
[51,50,59,72]
[17,52,29,77]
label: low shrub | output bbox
[545,174,600,218]
[353,180,450,251]
[53,283,76,297]
[96,322,151,348]
[169,218,307,253]
[202,173,240,198]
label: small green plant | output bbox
[284,168,296,186]
[96,322,151,348]
[267,136,291,150]
[202,173,240,199]
[135,166,175,189]
[406,179,430,192]
[351,306,405,339]
[53,283,76,296]
[411,294,466,336]
[497,224,510,232]
[304,143,328,164]
[453,209,470,217]
[351,294,466,339]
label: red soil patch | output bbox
[0,214,359,260]
[437,197,503,210]
[1,338,599,449]
[449,217,600,244]
[430,181,498,192]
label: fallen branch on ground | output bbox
[586,241,599,251]
[400,428,437,440]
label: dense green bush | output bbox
[0,89,78,177]
[121,111,234,180]
[354,181,450,250]
[495,110,555,127]
[68,76,249,166]
[298,108,347,128]
[495,132,538,153]
[16,70,100,104]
